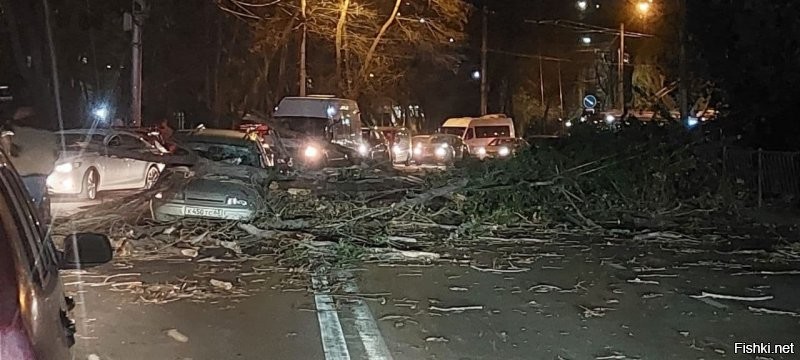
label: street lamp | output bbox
[636,1,653,17]
[576,0,588,11]
[471,70,481,80]
[581,36,592,45]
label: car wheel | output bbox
[144,166,160,190]
[80,169,99,200]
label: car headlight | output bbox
[498,147,511,157]
[358,143,368,156]
[477,147,487,156]
[54,162,79,173]
[434,147,447,157]
[304,145,319,158]
[226,197,248,206]
[154,192,164,199]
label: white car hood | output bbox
[56,150,99,163]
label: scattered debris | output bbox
[470,265,529,274]
[641,293,663,299]
[429,305,484,313]
[425,336,449,343]
[180,249,198,258]
[690,291,773,302]
[748,306,800,317]
[732,270,800,276]
[210,279,234,291]
[692,296,729,309]
[166,328,189,343]
[627,277,659,285]
[580,305,613,318]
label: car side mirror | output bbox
[60,233,113,269]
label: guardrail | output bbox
[721,147,800,207]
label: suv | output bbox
[0,149,113,359]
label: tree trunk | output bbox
[335,0,350,94]
[277,44,289,101]
[362,0,402,80]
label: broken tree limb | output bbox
[429,305,484,313]
[470,265,530,273]
[731,270,800,276]
[748,306,800,317]
[690,291,773,302]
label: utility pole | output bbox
[539,56,545,134]
[299,0,307,96]
[557,61,564,119]
[480,5,488,115]
[677,0,688,121]
[618,22,625,112]
[131,0,145,127]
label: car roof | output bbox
[175,129,253,146]
[57,128,140,138]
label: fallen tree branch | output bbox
[690,291,773,302]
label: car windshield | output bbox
[273,116,327,138]
[430,135,453,144]
[184,141,259,167]
[489,138,516,146]
[475,126,510,138]
[439,127,465,136]
[61,134,104,149]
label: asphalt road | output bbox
[64,234,800,360]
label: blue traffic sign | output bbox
[583,95,597,109]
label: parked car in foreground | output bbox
[48,129,166,200]
[151,129,271,221]
[0,148,113,360]
[475,137,530,159]
[412,134,468,165]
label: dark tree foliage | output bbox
[689,0,800,150]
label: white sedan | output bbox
[47,129,165,200]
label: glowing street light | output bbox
[471,70,481,80]
[576,0,588,11]
[636,1,652,16]
[93,106,109,121]
[581,36,592,45]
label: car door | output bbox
[116,134,151,188]
[101,135,129,189]
[0,166,71,359]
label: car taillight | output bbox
[0,320,37,360]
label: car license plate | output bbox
[185,207,223,217]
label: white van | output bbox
[272,96,364,165]
[439,114,515,150]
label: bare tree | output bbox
[220,0,468,105]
